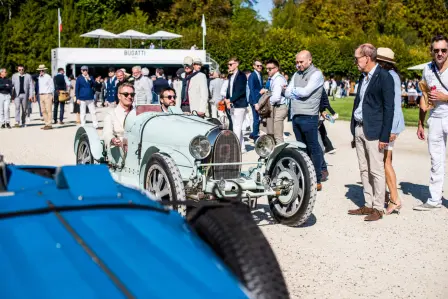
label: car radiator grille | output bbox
[212,130,241,180]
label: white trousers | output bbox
[80,100,98,128]
[427,116,448,206]
[231,107,246,151]
[242,107,252,131]
[0,94,11,124]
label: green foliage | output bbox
[0,0,442,79]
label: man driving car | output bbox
[103,83,134,151]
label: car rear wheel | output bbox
[145,153,186,216]
[76,135,94,165]
[189,203,289,299]
[268,148,317,226]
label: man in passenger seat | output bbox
[159,87,177,112]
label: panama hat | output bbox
[183,56,194,66]
[36,64,48,71]
[377,47,396,64]
[193,57,202,65]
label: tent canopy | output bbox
[80,29,118,39]
[117,30,151,39]
[407,62,430,70]
[147,30,182,40]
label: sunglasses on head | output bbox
[433,48,448,54]
[120,92,135,98]
[163,95,177,100]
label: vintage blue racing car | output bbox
[0,155,289,299]
[74,104,317,227]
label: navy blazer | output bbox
[350,66,395,143]
[248,71,262,105]
[226,71,248,108]
[75,75,95,101]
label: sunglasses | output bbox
[163,95,177,100]
[184,64,192,68]
[81,69,88,72]
[120,92,135,98]
[433,48,448,54]
[228,62,235,66]
[255,64,263,68]
[266,67,276,71]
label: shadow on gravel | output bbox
[252,204,317,228]
[345,184,364,207]
[399,182,430,203]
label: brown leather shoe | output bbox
[317,183,322,191]
[43,126,53,130]
[348,206,374,215]
[364,209,384,221]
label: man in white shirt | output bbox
[103,83,134,155]
[415,35,448,211]
[132,66,153,106]
[260,59,288,144]
[36,64,54,130]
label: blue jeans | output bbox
[292,115,323,183]
[250,104,260,137]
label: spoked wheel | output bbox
[76,135,95,165]
[268,148,317,226]
[145,153,186,216]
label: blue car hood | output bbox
[0,165,249,299]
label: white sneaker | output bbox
[26,117,31,124]
[413,203,442,211]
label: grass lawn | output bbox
[329,96,423,127]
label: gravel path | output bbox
[1,103,447,299]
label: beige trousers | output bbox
[40,94,53,126]
[355,125,385,211]
[261,104,288,144]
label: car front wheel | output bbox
[267,148,317,226]
[189,203,290,299]
[76,134,94,165]
[145,153,186,216]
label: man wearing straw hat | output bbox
[36,64,54,130]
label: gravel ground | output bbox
[1,103,447,299]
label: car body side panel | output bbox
[74,127,104,162]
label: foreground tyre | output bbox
[189,204,289,299]
[145,153,186,216]
[268,148,317,226]
[76,134,94,164]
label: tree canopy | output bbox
[0,0,446,79]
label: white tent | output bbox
[117,30,152,48]
[147,30,182,48]
[80,29,118,47]
[407,62,430,70]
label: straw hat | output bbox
[377,47,396,64]
[36,64,48,71]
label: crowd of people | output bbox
[1,34,447,222]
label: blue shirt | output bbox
[354,64,378,122]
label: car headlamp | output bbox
[255,135,275,158]
[189,135,211,160]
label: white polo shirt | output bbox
[422,62,448,118]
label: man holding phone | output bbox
[415,35,448,211]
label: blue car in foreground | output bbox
[0,155,289,299]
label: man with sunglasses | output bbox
[180,56,208,116]
[159,87,177,112]
[103,83,134,150]
[414,35,448,211]
[225,57,248,151]
[11,65,34,127]
[348,44,394,221]
[248,60,264,141]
